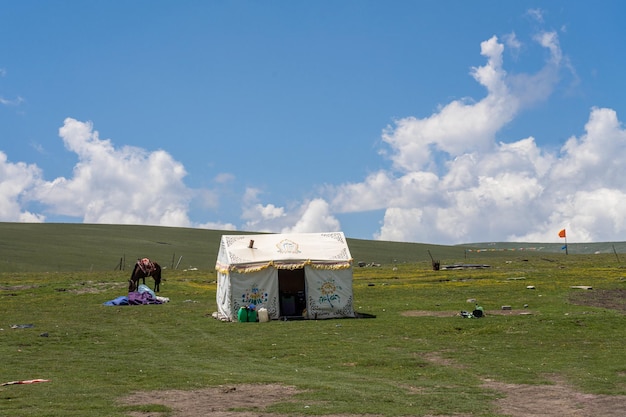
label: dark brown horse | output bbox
[128,258,162,293]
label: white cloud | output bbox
[214,172,235,184]
[0,69,24,106]
[0,151,45,222]
[375,207,425,243]
[281,198,340,234]
[325,30,626,244]
[503,32,522,54]
[552,108,625,187]
[31,118,193,227]
[0,95,24,106]
[371,104,626,244]
[526,8,545,24]
[535,31,561,64]
[380,36,524,174]
[0,117,242,231]
[240,187,286,231]
[329,170,400,212]
[240,187,339,235]
[196,220,237,231]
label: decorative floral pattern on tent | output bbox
[317,278,341,307]
[241,284,269,307]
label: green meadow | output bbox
[1,223,625,416]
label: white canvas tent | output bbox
[215,232,355,321]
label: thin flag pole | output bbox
[559,229,568,255]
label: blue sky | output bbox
[1,1,625,244]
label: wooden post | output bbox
[427,250,440,271]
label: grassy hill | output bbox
[1,222,625,272]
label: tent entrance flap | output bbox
[278,268,306,317]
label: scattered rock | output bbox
[570,285,593,290]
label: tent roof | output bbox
[216,232,352,273]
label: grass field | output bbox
[1,223,625,416]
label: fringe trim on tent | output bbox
[215,260,352,274]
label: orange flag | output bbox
[558,229,566,238]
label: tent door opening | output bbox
[278,268,306,317]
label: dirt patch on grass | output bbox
[119,384,386,417]
[119,383,473,417]
[0,284,38,293]
[119,378,626,417]
[569,288,626,313]
[483,377,626,417]
[67,280,126,294]
[120,384,300,417]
